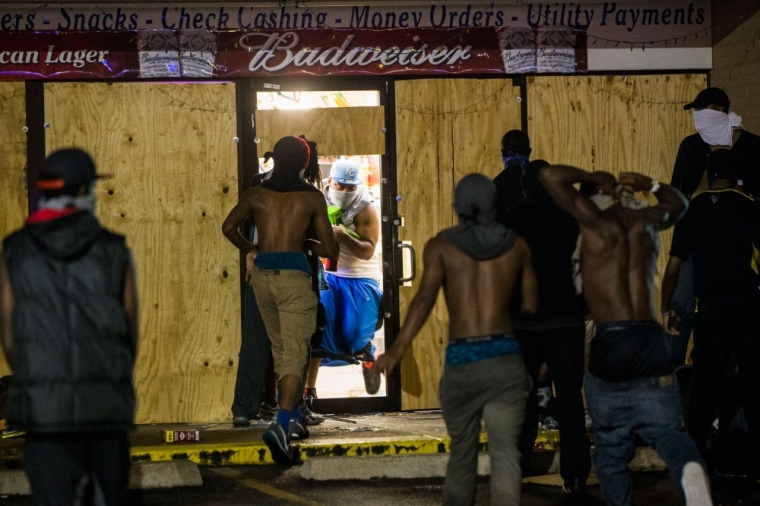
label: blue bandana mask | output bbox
[502,154,530,172]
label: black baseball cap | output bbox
[683,87,730,111]
[37,148,110,191]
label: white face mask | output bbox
[330,187,358,210]
[693,109,743,146]
[38,191,96,213]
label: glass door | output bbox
[246,78,400,414]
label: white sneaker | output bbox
[681,462,713,506]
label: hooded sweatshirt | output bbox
[2,211,135,433]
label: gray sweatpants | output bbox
[440,354,531,506]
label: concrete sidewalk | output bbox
[0,411,664,472]
[0,412,526,467]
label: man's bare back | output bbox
[435,235,536,339]
[222,187,337,260]
[540,166,687,324]
[374,172,537,375]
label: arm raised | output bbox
[618,172,688,229]
[539,165,616,228]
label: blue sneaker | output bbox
[263,422,292,465]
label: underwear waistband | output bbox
[254,252,311,275]
[445,335,519,366]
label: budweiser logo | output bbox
[238,31,472,72]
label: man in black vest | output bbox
[0,149,139,506]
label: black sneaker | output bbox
[288,418,310,441]
[232,415,250,427]
[362,362,382,395]
[263,422,292,465]
[562,479,588,495]
[298,396,325,426]
[256,402,278,421]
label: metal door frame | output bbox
[240,77,402,414]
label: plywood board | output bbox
[0,82,27,378]
[528,74,707,312]
[396,79,521,410]
[256,106,386,155]
[44,83,240,423]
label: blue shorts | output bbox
[319,274,382,366]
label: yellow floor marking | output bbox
[237,478,321,505]
[208,468,320,505]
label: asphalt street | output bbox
[1,466,759,505]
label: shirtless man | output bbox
[539,165,711,506]
[222,136,338,465]
[375,173,537,505]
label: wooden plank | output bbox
[0,82,27,378]
[44,83,240,423]
[256,106,386,155]
[527,74,707,312]
[396,78,521,410]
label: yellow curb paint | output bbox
[236,478,321,505]
[129,434,489,466]
[208,468,320,505]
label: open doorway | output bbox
[254,86,390,402]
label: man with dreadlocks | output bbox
[223,136,338,465]
[375,173,537,505]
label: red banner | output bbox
[0,27,589,80]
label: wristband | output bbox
[650,179,661,193]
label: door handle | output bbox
[397,242,416,284]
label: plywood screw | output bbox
[228,360,233,366]
[43,123,50,129]
[203,361,209,367]
[516,96,522,103]
[22,126,28,133]
[233,137,239,143]
[202,212,206,217]
[222,187,229,194]
[222,270,228,278]
[254,137,261,144]
[108,189,114,195]
[128,137,133,142]
[380,127,387,133]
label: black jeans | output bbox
[687,296,760,467]
[24,431,130,506]
[517,325,591,482]
[231,284,271,418]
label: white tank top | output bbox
[334,212,382,284]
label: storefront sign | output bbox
[0,2,712,79]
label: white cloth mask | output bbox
[693,109,743,146]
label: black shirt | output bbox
[671,131,760,199]
[670,189,760,299]
[501,192,586,324]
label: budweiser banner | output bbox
[0,2,712,79]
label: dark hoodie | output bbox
[2,211,135,433]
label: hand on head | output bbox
[618,172,654,193]
[590,171,618,196]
